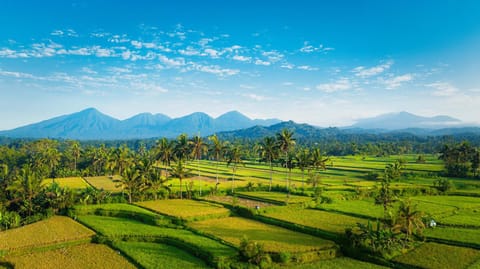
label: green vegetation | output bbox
[394,242,480,269]
[4,243,136,269]
[136,199,230,221]
[281,257,389,269]
[0,216,94,251]
[113,241,209,269]
[189,216,336,253]
[236,191,312,205]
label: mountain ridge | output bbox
[0,108,282,140]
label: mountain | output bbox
[0,108,280,140]
[350,111,463,130]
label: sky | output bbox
[0,0,479,130]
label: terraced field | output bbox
[4,243,136,269]
[0,216,95,251]
[136,199,231,221]
[83,175,123,192]
[42,177,91,189]
[189,216,337,253]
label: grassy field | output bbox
[277,257,389,269]
[394,242,480,269]
[203,195,276,208]
[42,177,91,189]
[262,206,368,234]
[136,199,231,221]
[77,215,236,259]
[438,209,480,227]
[424,226,480,247]
[113,241,209,269]
[74,203,160,217]
[236,191,313,204]
[0,216,95,251]
[189,216,336,253]
[4,243,136,269]
[83,175,123,192]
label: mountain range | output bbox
[0,108,280,140]
[0,109,478,140]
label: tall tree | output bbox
[155,138,175,178]
[208,134,226,189]
[394,199,425,241]
[174,134,191,162]
[226,145,244,194]
[258,136,278,191]
[296,148,311,188]
[170,160,190,199]
[276,129,296,190]
[66,141,81,172]
[119,161,146,203]
[7,165,43,216]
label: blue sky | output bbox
[1,0,479,130]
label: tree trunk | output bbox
[269,160,273,191]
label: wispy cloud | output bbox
[299,41,334,53]
[232,55,251,62]
[382,74,413,89]
[194,65,239,76]
[353,61,393,77]
[254,59,271,66]
[297,65,318,71]
[243,93,266,101]
[426,82,459,96]
[316,78,352,93]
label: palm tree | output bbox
[154,138,175,178]
[296,148,311,188]
[146,167,171,200]
[119,162,146,203]
[311,148,329,172]
[7,165,43,216]
[276,129,296,190]
[226,145,244,194]
[258,136,278,191]
[208,134,226,189]
[67,141,81,172]
[394,199,425,241]
[175,134,191,163]
[190,135,207,177]
[43,147,61,180]
[170,160,190,199]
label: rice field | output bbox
[4,243,136,269]
[0,216,95,251]
[113,241,209,269]
[236,191,313,205]
[394,242,480,269]
[136,199,231,221]
[83,175,123,192]
[77,215,236,259]
[262,206,368,234]
[42,177,91,189]
[281,257,389,269]
[424,226,480,247]
[188,216,337,253]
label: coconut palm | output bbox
[276,129,295,190]
[296,148,311,188]
[174,134,191,162]
[226,145,244,194]
[66,141,81,172]
[257,136,278,191]
[170,160,190,199]
[119,162,146,203]
[154,138,175,178]
[7,165,43,216]
[394,199,425,241]
[208,134,227,191]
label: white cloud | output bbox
[51,30,64,36]
[255,59,271,66]
[195,65,239,76]
[158,55,185,67]
[131,40,143,49]
[353,61,393,77]
[179,46,201,56]
[81,67,97,74]
[282,82,293,86]
[204,48,219,58]
[297,65,319,71]
[262,50,284,62]
[232,55,251,62]
[299,41,334,53]
[243,93,265,101]
[316,78,352,93]
[383,74,413,89]
[426,82,459,96]
[281,63,295,69]
[121,50,131,60]
[94,46,113,57]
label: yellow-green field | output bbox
[188,216,337,253]
[4,243,136,269]
[42,177,91,189]
[136,199,231,221]
[83,175,123,192]
[0,216,95,251]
